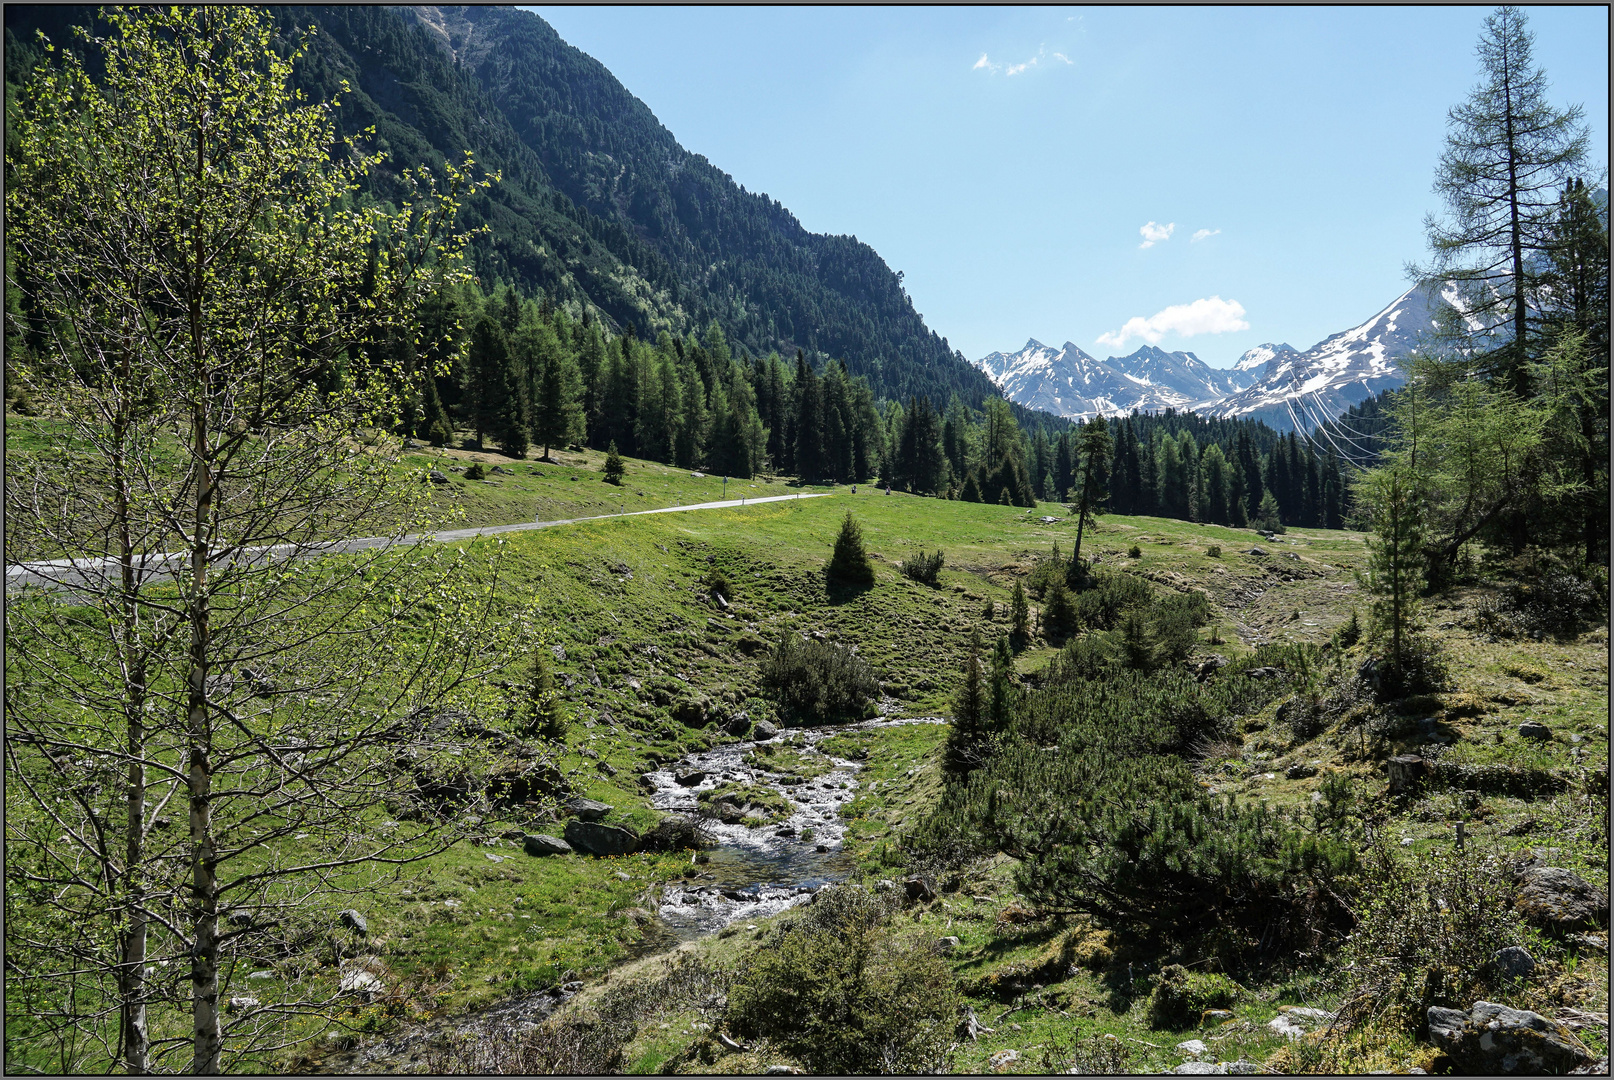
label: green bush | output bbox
[463,462,485,480]
[517,650,568,741]
[1071,571,1153,630]
[727,888,957,1074]
[1147,964,1243,1029]
[603,440,625,484]
[702,567,732,600]
[1128,545,1143,558]
[1042,577,1075,635]
[760,634,878,725]
[901,548,944,585]
[1337,844,1531,1033]
[825,511,875,587]
[1206,544,1221,558]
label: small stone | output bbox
[1200,1009,1234,1026]
[674,770,707,787]
[524,834,573,857]
[1493,945,1537,979]
[1286,762,1317,780]
[1247,546,1268,556]
[337,909,368,935]
[1269,1006,1334,1039]
[1176,1039,1208,1056]
[1171,1064,1228,1076]
[934,935,962,954]
[989,1048,1020,1070]
[904,877,937,902]
[225,996,259,1013]
[428,470,450,485]
[246,970,275,980]
[1518,721,1552,740]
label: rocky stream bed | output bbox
[313,714,943,1073]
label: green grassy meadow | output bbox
[5,432,1607,1074]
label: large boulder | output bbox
[1427,1001,1594,1074]
[752,720,779,740]
[563,820,640,856]
[1515,866,1609,935]
[524,833,573,857]
[337,909,368,935]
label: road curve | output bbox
[5,491,835,590]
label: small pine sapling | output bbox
[603,440,625,485]
[825,511,876,587]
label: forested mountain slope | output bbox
[4,4,1000,414]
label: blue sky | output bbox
[527,6,1608,369]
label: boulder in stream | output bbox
[752,720,779,740]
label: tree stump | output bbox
[1387,753,1425,795]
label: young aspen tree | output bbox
[5,8,523,1072]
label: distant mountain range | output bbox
[973,281,1470,432]
[972,340,1250,419]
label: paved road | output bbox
[5,491,834,590]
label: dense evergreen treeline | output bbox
[409,275,1351,535]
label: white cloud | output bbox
[973,53,998,72]
[1191,228,1221,242]
[1007,58,1035,75]
[1138,221,1175,248]
[1096,296,1250,350]
[1051,52,1072,64]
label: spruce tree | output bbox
[1009,580,1031,648]
[988,634,1015,730]
[945,629,988,775]
[825,511,876,587]
[1067,415,1113,590]
[603,440,625,484]
[793,350,824,482]
[1364,467,1427,695]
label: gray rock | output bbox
[1518,720,1552,740]
[563,820,640,856]
[752,720,779,740]
[225,996,259,1013]
[934,935,961,954]
[1427,1001,1594,1074]
[904,877,937,903]
[246,970,275,980]
[337,909,368,935]
[1176,1038,1208,1057]
[1247,546,1268,556]
[1171,1064,1227,1076]
[563,796,612,821]
[713,592,730,610]
[1516,866,1609,934]
[1223,1066,1263,1076]
[402,438,422,449]
[1286,762,1318,780]
[763,1067,800,1076]
[674,769,706,787]
[428,470,449,485]
[1269,1006,1334,1039]
[1493,945,1537,979]
[523,833,573,857]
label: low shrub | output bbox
[1128,545,1143,558]
[702,567,732,600]
[1336,843,1531,1035]
[901,548,944,585]
[1071,571,1153,630]
[727,887,957,1074]
[1146,963,1244,1029]
[760,634,878,725]
[1206,544,1221,557]
[462,462,485,480]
